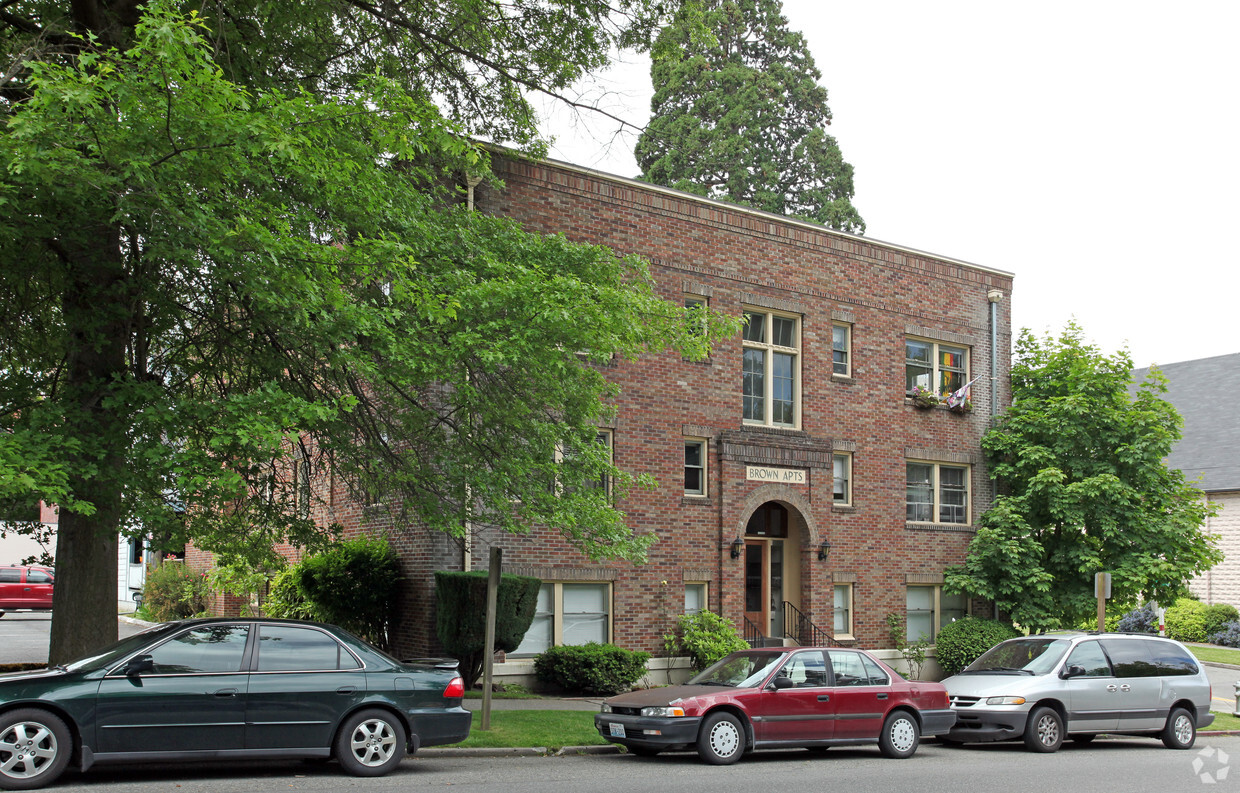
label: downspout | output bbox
[987,289,1004,620]
[987,290,1004,417]
[462,172,484,571]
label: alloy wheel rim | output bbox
[1174,715,1193,745]
[0,722,57,779]
[350,719,397,766]
[1038,715,1059,746]
[708,721,740,758]
[890,718,916,752]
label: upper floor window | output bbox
[685,439,707,496]
[293,456,311,518]
[742,310,800,428]
[832,453,852,506]
[832,324,851,376]
[906,462,969,524]
[685,296,707,336]
[905,338,968,398]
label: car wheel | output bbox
[878,711,920,759]
[1071,734,1096,745]
[696,712,745,765]
[334,709,407,777]
[0,708,72,791]
[626,746,662,758]
[1023,706,1063,753]
[1161,707,1196,750]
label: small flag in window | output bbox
[945,377,979,409]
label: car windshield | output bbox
[61,622,184,673]
[688,651,787,688]
[964,637,1072,675]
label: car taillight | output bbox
[443,676,465,698]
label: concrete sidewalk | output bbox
[461,696,603,712]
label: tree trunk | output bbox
[47,220,130,665]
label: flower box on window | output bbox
[909,386,940,409]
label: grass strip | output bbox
[1189,644,1240,666]
[452,710,607,750]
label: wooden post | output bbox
[481,546,502,730]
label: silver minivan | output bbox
[941,632,1213,752]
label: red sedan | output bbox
[594,647,954,764]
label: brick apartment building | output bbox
[239,153,1014,664]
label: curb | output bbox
[419,745,620,758]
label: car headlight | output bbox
[640,706,686,717]
[600,703,612,713]
[985,696,1027,705]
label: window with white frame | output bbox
[905,338,968,398]
[685,439,707,496]
[684,582,707,615]
[906,461,969,524]
[832,323,851,376]
[512,581,612,656]
[742,309,800,428]
[685,295,707,336]
[833,584,853,636]
[907,585,969,642]
[832,453,851,505]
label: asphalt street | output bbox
[35,735,1240,793]
[0,611,148,665]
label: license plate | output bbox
[609,722,626,738]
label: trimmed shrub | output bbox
[670,611,749,670]
[534,643,651,695]
[1210,621,1240,648]
[1204,603,1240,637]
[1164,598,1209,644]
[263,537,401,650]
[435,570,541,689]
[141,560,209,621]
[933,617,1021,676]
[1116,603,1157,634]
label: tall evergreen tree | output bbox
[636,0,864,233]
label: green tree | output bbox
[0,1,733,664]
[635,0,863,233]
[946,323,1221,632]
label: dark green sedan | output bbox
[0,618,471,789]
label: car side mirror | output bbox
[125,654,154,677]
[771,675,795,690]
[1061,664,1086,679]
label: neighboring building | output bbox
[232,154,1014,664]
[1133,353,1240,607]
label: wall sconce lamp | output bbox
[817,539,832,562]
[730,537,745,560]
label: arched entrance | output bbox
[742,501,805,639]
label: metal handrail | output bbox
[781,600,842,647]
[743,615,765,647]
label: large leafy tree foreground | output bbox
[946,324,1221,632]
[636,0,863,232]
[0,1,728,664]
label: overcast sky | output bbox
[536,0,1239,370]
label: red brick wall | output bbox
[306,155,1013,657]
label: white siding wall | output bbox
[1191,492,1240,607]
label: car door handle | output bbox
[877,693,888,700]
[337,686,358,695]
[1119,685,1131,692]
[213,688,238,698]
[1106,685,1118,692]
[817,695,830,702]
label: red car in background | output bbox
[595,647,954,764]
[0,564,55,613]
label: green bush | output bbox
[669,611,749,670]
[933,617,1021,676]
[435,570,541,689]
[263,537,401,649]
[141,561,210,622]
[534,643,651,695]
[1165,598,1209,643]
[1204,603,1239,637]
